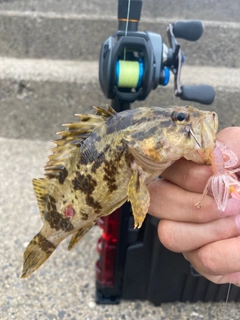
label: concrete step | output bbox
[0,0,239,22]
[0,57,239,140]
[0,10,239,67]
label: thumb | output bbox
[217,127,240,167]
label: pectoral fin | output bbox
[128,165,150,229]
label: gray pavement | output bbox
[1,0,240,319]
[1,137,240,320]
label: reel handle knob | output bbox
[180,85,215,105]
[173,20,204,41]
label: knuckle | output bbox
[197,247,218,275]
[158,220,181,252]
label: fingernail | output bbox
[224,198,240,217]
[235,214,240,231]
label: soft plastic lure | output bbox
[196,141,240,211]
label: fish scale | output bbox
[21,105,218,278]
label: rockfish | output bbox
[21,105,218,278]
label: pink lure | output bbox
[196,141,240,211]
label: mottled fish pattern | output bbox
[21,105,218,278]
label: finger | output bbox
[183,236,240,284]
[207,272,240,286]
[217,127,240,168]
[161,158,212,193]
[185,251,240,286]
[189,271,240,286]
[157,215,240,252]
[148,179,240,222]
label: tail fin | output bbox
[21,232,56,278]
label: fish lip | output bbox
[183,110,218,164]
[197,148,213,164]
[199,110,218,162]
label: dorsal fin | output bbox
[93,105,116,118]
[44,106,115,182]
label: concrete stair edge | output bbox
[0,57,239,89]
[0,0,239,22]
[0,57,239,140]
[0,11,239,67]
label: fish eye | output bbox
[171,111,190,123]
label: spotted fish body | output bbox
[21,105,218,278]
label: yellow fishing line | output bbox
[117,60,140,88]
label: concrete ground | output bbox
[1,0,240,319]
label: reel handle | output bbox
[180,85,216,105]
[173,20,204,41]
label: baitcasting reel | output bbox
[99,0,215,105]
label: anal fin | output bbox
[68,222,95,251]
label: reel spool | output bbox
[115,60,170,89]
[115,60,144,89]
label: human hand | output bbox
[148,127,240,286]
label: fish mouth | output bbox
[196,148,213,164]
[200,111,218,163]
[184,110,218,164]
